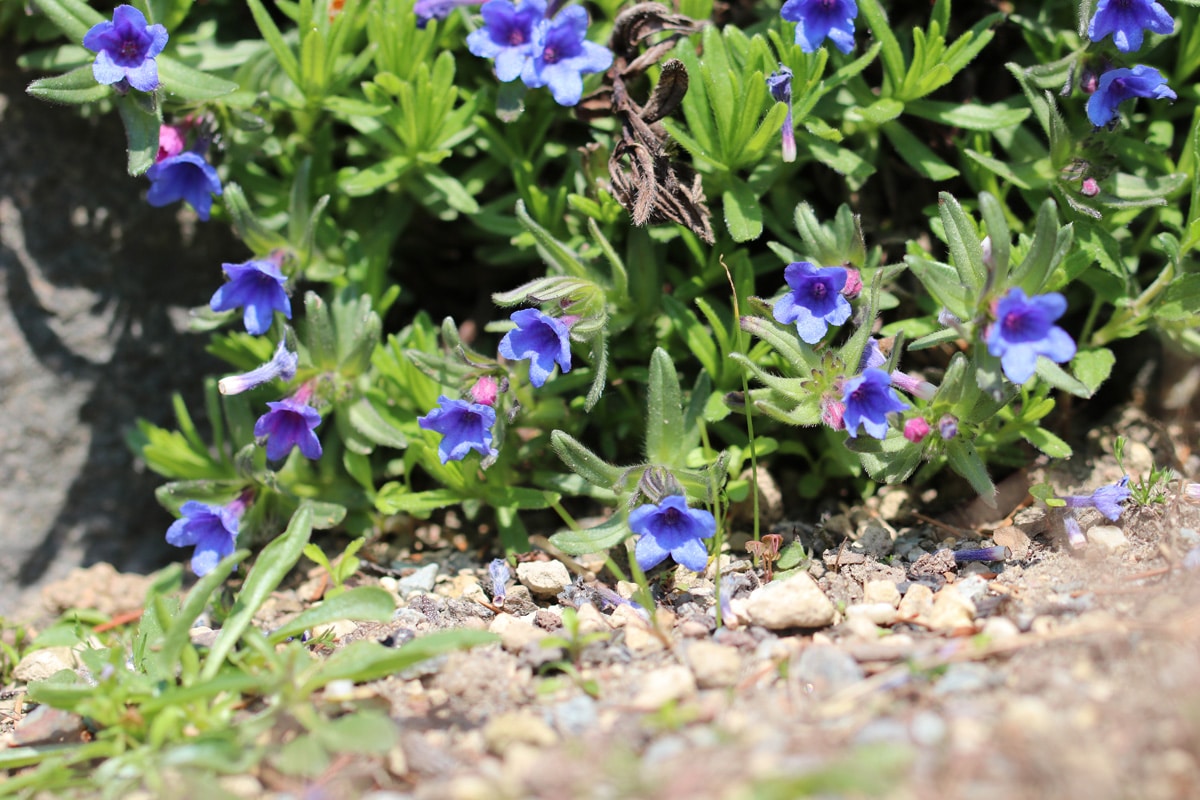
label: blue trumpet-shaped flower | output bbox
[1061,477,1131,521]
[418,395,498,463]
[629,495,714,573]
[1086,65,1176,127]
[766,66,796,163]
[521,6,613,106]
[842,368,910,439]
[985,288,1076,384]
[780,0,858,54]
[146,151,222,221]
[773,261,852,344]
[1088,0,1173,53]
[82,4,168,92]
[166,497,248,576]
[467,0,547,82]
[218,339,298,395]
[210,258,292,336]
[255,393,323,460]
[498,309,572,387]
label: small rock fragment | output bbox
[896,583,934,620]
[993,525,1031,558]
[1087,525,1128,553]
[483,711,558,755]
[863,579,901,607]
[845,602,898,626]
[14,648,76,683]
[685,641,742,689]
[793,644,864,693]
[396,563,440,595]
[573,602,610,635]
[516,561,572,598]
[981,616,1020,641]
[925,587,976,631]
[738,573,836,630]
[632,665,697,710]
[489,614,547,652]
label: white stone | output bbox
[863,579,901,607]
[631,665,697,710]
[896,583,934,620]
[516,561,572,597]
[925,588,976,631]
[13,648,75,683]
[685,641,742,689]
[739,573,836,630]
[1088,525,1129,553]
[845,602,898,626]
[981,616,1021,641]
[488,614,547,652]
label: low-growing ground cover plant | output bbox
[5,0,1200,789]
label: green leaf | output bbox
[882,122,959,181]
[221,183,290,253]
[857,0,905,90]
[303,292,337,369]
[1034,358,1093,398]
[906,99,1029,130]
[347,395,408,450]
[1071,348,1115,394]
[268,587,396,643]
[514,200,588,278]
[422,166,480,214]
[375,486,463,516]
[157,55,239,101]
[550,430,625,490]
[723,177,762,242]
[938,192,986,295]
[548,515,631,556]
[338,155,412,196]
[154,550,248,679]
[25,65,110,105]
[945,439,996,506]
[1021,427,1072,459]
[245,0,301,87]
[200,505,314,680]
[645,347,685,466]
[318,710,398,754]
[115,92,162,176]
[28,0,103,43]
[485,486,561,510]
[302,630,497,692]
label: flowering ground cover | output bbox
[2,0,1200,795]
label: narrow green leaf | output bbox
[938,192,985,295]
[28,0,103,43]
[723,178,762,243]
[302,630,497,692]
[155,550,248,678]
[857,0,906,90]
[514,200,588,278]
[906,99,1030,130]
[645,347,684,466]
[115,92,162,176]
[550,430,624,489]
[1021,427,1073,459]
[375,486,462,516]
[945,439,997,506]
[882,122,959,181]
[157,54,239,101]
[245,0,301,87]
[269,586,396,643]
[347,395,408,450]
[548,515,631,556]
[26,65,110,104]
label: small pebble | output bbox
[685,640,742,689]
[632,666,697,710]
[737,573,836,630]
[793,644,864,693]
[863,579,901,607]
[516,561,572,598]
[1087,525,1129,553]
[397,563,440,595]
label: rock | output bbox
[843,614,883,640]
[993,525,1032,558]
[738,573,836,630]
[632,665,697,710]
[311,619,358,641]
[1088,525,1128,553]
[685,640,742,689]
[981,616,1021,641]
[488,614,547,653]
[933,662,996,695]
[851,524,894,557]
[482,711,558,755]
[609,604,645,629]
[574,602,610,635]
[189,626,219,647]
[14,647,75,683]
[441,572,486,602]
[863,579,901,607]
[793,644,864,693]
[397,563,440,595]
[623,619,665,654]
[845,602,898,626]
[925,588,976,631]
[896,583,934,620]
[546,694,598,737]
[953,574,990,606]
[516,561,572,598]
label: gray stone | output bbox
[13,647,76,683]
[738,573,836,629]
[631,666,697,710]
[546,694,598,737]
[685,640,742,689]
[397,563,440,595]
[516,561,572,598]
[933,662,997,695]
[793,644,864,693]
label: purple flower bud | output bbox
[488,558,511,605]
[889,371,937,401]
[841,268,863,300]
[1081,178,1101,197]
[766,66,796,163]
[1063,513,1087,549]
[903,418,931,443]
[219,339,298,395]
[157,124,186,162]
[938,414,959,440]
[952,545,1011,563]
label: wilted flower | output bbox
[1061,476,1131,521]
[859,338,887,371]
[82,4,168,92]
[903,417,930,443]
[780,0,858,54]
[628,495,715,573]
[467,0,546,82]
[773,261,852,344]
[498,309,572,387]
[1088,0,1173,53]
[146,151,222,220]
[418,395,498,463]
[985,288,1076,384]
[952,546,1010,563]
[520,6,613,106]
[766,66,796,163]
[210,257,292,336]
[1087,65,1176,127]
[842,368,910,439]
[166,494,250,576]
[255,388,323,460]
[218,339,298,395]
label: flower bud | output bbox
[470,375,499,406]
[903,417,931,443]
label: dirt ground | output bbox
[3,404,1199,799]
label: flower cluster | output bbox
[1085,0,1177,128]
[467,0,612,106]
[780,0,858,54]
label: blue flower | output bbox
[218,339,298,395]
[467,0,546,82]
[780,0,858,54]
[773,261,852,344]
[418,395,498,463]
[255,394,323,460]
[1086,65,1176,127]
[985,288,1076,384]
[766,66,797,163]
[842,368,909,439]
[498,309,572,387]
[1062,476,1131,521]
[166,499,244,576]
[628,495,714,573]
[210,259,292,336]
[145,151,222,220]
[521,6,613,106]
[1088,0,1173,53]
[82,4,168,92]
[415,0,478,28]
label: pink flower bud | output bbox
[157,124,186,162]
[820,397,846,431]
[903,418,931,443]
[470,375,499,406]
[1081,178,1100,197]
[841,268,863,299]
